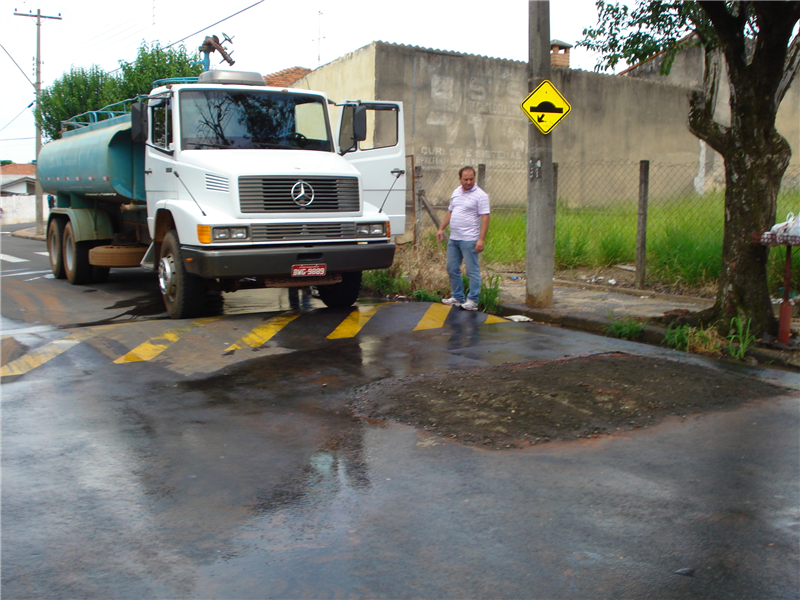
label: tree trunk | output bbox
[688,2,799,338]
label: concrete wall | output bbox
[0,194,50,225]
[293,41,798,209]
[294,44,377,133]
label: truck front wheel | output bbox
[47,218,66,279]
[158,231,205,319]
[63,221,93,285]
[317,271,362,308]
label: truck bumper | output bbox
[181,241,395,279]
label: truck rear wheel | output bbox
[158,231,205,319]
[317,271,362,308]
[63,221,93,285]
[47,218,66,279]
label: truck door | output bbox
[144,96,177,200]
[338,102,406,235]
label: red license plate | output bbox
[291,263,326,277]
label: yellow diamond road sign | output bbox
[521,80,571,134]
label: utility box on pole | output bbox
[524,0,556,306]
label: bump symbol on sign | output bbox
[520,80,571,134]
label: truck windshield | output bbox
[179,90,332,152]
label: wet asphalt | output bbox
[2,307,799,599]
[3,224,800,598]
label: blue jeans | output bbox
[446,239,481,303]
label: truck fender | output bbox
[152,200,207,246]
[50,207,115,242]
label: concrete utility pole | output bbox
[14,8,62,236]
[525,0,555,306]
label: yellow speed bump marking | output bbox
[327,304,388,339]
[225,312,301,351]
[113,316,222,363]
[484,314,509,324]
[413,303,452,331]
[1,326,110,377]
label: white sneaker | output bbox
[460,299,479,311]
[442,297,463,306]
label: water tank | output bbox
[38,115,145,201]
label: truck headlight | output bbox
[357,222,386,237]
[212,226,249,241]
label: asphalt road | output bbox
[2,223,799,599]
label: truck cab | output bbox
[39,69,406,319]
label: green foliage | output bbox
[597,231,633,267]
[648,222,722,287]
[109,41,203,101]
[578,1,712,74]
[727,317,756,360]
[605,314,644,340]
[664,323,691,352]
[36,65,112,140]
[412,289,441,303]
[362,267,411,296]
[36,41,201,140]
[479,273,502,314]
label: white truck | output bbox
[38,68,406,318]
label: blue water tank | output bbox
[38,115,145,201]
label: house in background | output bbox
[1,163,36,196]
[0,163,47,224]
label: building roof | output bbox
[263,66,313,87]
[0,163,36,176]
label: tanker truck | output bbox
[38,69,406,319]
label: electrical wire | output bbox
[0,103,35,133]
[0,43,35,88]
[164,0,265,48]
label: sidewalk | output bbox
[499,275,800,371]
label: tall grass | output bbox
[481,188,799,294]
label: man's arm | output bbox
[475,214,490,253]
[437,211,452,243]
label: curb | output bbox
[10,227,46,242]
[498,301,800,372]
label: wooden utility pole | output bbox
[525,0,555,306]
[14,8,62,236]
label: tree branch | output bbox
[687,46,728,153]
[775,33,800,111]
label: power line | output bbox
[0,43,35,88]
[106,0,265,74]
[165,0,264,48]
[0,103,35,133]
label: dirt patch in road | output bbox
[351,353,792,450]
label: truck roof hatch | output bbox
[197,70,267,86]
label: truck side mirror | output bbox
[338,104,368,154]
[130,102,148,143]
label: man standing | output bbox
[436,166,490,311]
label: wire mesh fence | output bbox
[408,158,800,290]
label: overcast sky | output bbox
[1,0,605,164]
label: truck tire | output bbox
[89,245,147,268]
[63,221,93,285]
[158,231,205,319]
[47,218,66,279]
[317,271,362,308]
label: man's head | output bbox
[459,166,476,192]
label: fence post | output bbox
[553,163,558,205]
[412,160,420,245]
[477,163,486,189]
[636,160,649,289]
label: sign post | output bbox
[524,0,557,306]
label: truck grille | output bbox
[239,176,359,213]
[251,222,357,242]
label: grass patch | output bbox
[605,314,644,340]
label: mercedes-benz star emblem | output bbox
[291,181,315,207]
